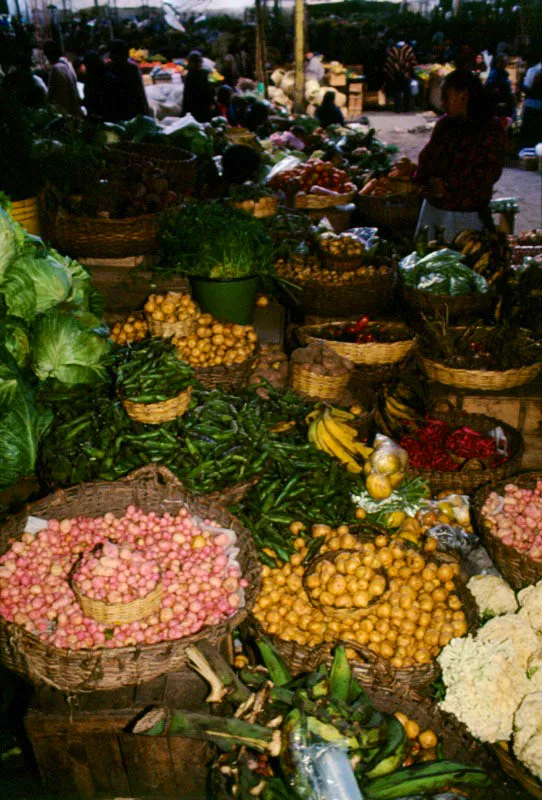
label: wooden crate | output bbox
[25,640,233,798]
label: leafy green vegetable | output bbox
[1,254,71,321]
[166,124,212,157]
[0,382,53,488]
[0,357,20,407]
[32,308,109,385]
[0,207,17,281]
[1,318,30,369]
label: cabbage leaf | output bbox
[0,383,53,488]
[0,206,18,281]
[1,317,30,369]
[32,308,109,385]
[1,253,71,321]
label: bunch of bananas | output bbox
[307,406,373,474]
[453,230,509,284]
[374,382,425,440]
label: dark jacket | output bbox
[106,60,149,122]
[182,68,214,123]
[315,102,345,128]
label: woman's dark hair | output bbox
[442,68,492,123]
[43,39,62,63]
[222,144,262,184]
[109,39,129,61]
[321,90,336,108]
[217,85,233,105]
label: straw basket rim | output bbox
[419,354,542,391]
[297,321,415,365]
[289,361,351,402]
[121,386,192,424]
[295,189,355,209]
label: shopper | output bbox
[106,39,150,123]
[83,50,110,119]
[182,50,215,123]
[305,52,325,83]
[216,85,236,125]
[520,53,542,148]
[485,55,516,120]
[0,48,47,108]
[385,36,416,113]
[315,91,345,127]
[43,39,82,117]
[414,69,506,240]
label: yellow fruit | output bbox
[405,719,420,739]
[386,511,406,528]
[366,473,393,501]
[389,470,406,489]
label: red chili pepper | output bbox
[354,315,370,332]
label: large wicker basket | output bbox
[53,208,167,259]
[295,190,355,210]
[289,363,351,402]
[420,354,542,391]
[357,193,422,230]
[402,284,497,321]
[473,472,542,591]
[0,465,261,692]
[408,405,524,494]
[230,196,278,219]
[195,347,259,392]
[493,742,542,799]
[290,264,398,318]
[121,386,192,424]
[107,143,197,197]
[298,321,415,365]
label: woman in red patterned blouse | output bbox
[414,69,507,240]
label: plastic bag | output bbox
[264,154,302,184]
[365,435,408,501]
[289,739,364,800]
[488,426,508,458]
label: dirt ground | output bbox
[366,111,542,233]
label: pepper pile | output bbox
[114,339,194,403]
[399,419,506,472]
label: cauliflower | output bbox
[477,614,541,670]
[526,650,542,692]
[513,692,542,780]
[467,575,518,618]
[438,634,528,742]
[518,580,542,633]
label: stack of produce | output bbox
[452,229,509,281]
[276,255,391,286]
[290,342,353,401]
[268,159,356,202]
[399,249,489,295]
[228,182,278,218]
[359,159,421,198]
[135,643,490,799]
[318,231,364,260]
[110,314,148,345]
[0,506,247,649]
[144,291,199,337]
[307,405,373,475]
[253,526,469,670]
[248,344,289,396]
[173,314,258,369]
[480,479,542,562]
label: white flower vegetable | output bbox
[518,580,542,633]
[527,650,542,691]
[438,634,528,742]
[513,692,542,780]
[467,574,518,618]
[477,614,541,670]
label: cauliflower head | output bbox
[526,650,542,692]
[438,634,528,742]
[467,575,518,618]
[513,692,542,780]
[477,614,541,670]
[518,580,542,633]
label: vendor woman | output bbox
[414,69,507,240]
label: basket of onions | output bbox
[0,465,260,692]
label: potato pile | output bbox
[253,526,468,670]
[174,313,258,368]
[306,552,387,611]
[319,231,364,258]
[275,256,391,287]
[110,314,148,345]
[249,344,289,396]
[291,342,353,377]
[144,292,198,324]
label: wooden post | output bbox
[453,0,460,16]
[255,0,268,95]
[294,0,305,113]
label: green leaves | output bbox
[0,381,53,489]
[1,254,71,321]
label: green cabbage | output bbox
[1,253,71,321]
[1,318,30,368]
[0,359,19,407]
[0,206,17,281]
[0,382,53,488]
[32,308,109,385]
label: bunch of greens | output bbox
[158,202,274,279]
[228,181,274,202]
[399,249,488,296]
[113,339,194,403]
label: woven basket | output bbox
[107,144,197,196]
[295,190,355,210]
[73,580,163,625]
[473,472,542,591]
[409,405,524,495]
[146,309,198,340]
[0,465,261,692]
[53,207,167,259]
[357,193,422,230]
[289,363,351,402]
[293,263,397,318]
[122,386,192,424]
[318,250,363,274]
[402,284,497,321]
[195,347,259,392]
[420,355,542,391]
[231,196,278,218]
[493,742,542,799]
[298,322,415,365]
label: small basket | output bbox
[402,284,497,321]
[357,193,422,230]
[473,472,542,591]
[303,549,388,620]
[231,196,279,219]
[295,190,355,210]
[408,404,524,495]
[147,313,198,340]
[195,347,259,392]
[420,354,542,391]
[318,250,363,274]
[122,386,192,424]
[492,742,542,799]
[298,322,415,365]
[289,363,351,402]
[73,580,163,626]
[293,263,397,318]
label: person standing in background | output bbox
[315,91,345,127]
[43,39,81,117]
[305,52,325,83]
[182,50,215,123]
[385,35,416,113]
[106,39,150,123]
[520,52,542,148]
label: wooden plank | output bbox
[134,673,168,707]
[523,396,542,436]
[26,709,133,736]
[169,737,211,799]
[164,671,208,712]
[84,734,131,796]
[522,434,542,470]
[461,396,521,429]
[25,717,80,797]
[120,732,179,797]
[65,737,95,798]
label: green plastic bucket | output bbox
[190,276,259,324]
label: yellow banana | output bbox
[316,420,362,473]
[308,419,319,446]
[385,395,419,421]
[323,410,374,461]
[328,406,355,422]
